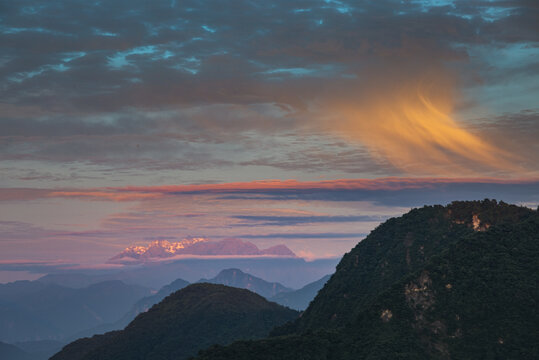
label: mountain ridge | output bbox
[198,268,292,298]
[269,274,331,311]
[109,238,296,264]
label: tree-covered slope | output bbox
[113,277,191,330]
[50,283,299,360]
[276,200,534,334]
[344,211,539,359]
[195,201,538,359]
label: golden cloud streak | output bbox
[323,73,522,176]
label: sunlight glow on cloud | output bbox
[323,73,522,176]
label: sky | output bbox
[0,0,538,282]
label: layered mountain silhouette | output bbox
[12,340,63,360]
[68,270,329,343]
[198,268,292,298]
[36,256,337,290]
[0,341,32,360]
[109,238,296,264]
[194,200,538,359]
[0,280,151,342]
[270,274,331,311]
[68,278,190,341]
[5,260,321,357]
[50,283,299,360]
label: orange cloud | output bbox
[320,71,522,176]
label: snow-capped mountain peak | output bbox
[108,237,296,263]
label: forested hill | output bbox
[195,200,538,359]
[50,284,298,360]
[275,199,534,334]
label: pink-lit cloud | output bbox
[1,177,537,268]
[2,177,537,203]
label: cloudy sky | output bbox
[0,0,538,281]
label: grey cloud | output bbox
[471,109,539,172]
[1,168,100,182]
[2,0,536,112]
[0,261,78,273]
[239,144,399,175]
[0,105,299,170]
[1,0,537,176]
[0,134,236,170]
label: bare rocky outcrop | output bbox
[405,271,449,359]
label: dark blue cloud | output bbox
[232,215,389,226]
[239,232,367,239]
[215,181,539,207]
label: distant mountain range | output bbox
[199,268,292,298]
[67,269,330,344]
[0,341,32,360]
[0,244,332,356]
[109,238,296,263]
[38,256,338,290]
[50,284,299,360]
[269,274,331,311]
[13,340,63,360]
[0,280,151,343]
[66,278,190,342]
[200,269,331,310]
[0,257,335,347]
[67,269,329,340]
[0,340,63,360]
[0,272,336,359]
